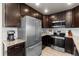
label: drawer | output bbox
[26,41,42,56]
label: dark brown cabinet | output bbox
[42,35,53,46]
[20,4,43,20]
[42,6,79,28]
[49,12,66,21]
[42,10,72,28]
[4,3,43,27]
[65,10,72,28]
[7,42,25,56]
[31,9,43,20]
[42,16,52,28]
[20,4,31,17]
[65,38,74,54]
[72,6,79,27]
[31,9,38,18]
[5,3,21,27]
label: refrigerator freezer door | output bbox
[35,19,42,42]
[25,17,36,47]
[26,41,42,56]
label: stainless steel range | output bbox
[51,31,65,52]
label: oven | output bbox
[51,33,65,52]
[54,36,65,48]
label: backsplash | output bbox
[2,27,18,40]
[42,28,79,36]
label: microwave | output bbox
[51,20,66,28]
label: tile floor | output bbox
[41,47,73,56]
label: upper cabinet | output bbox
[4,3,43,27]
[4,3,79,28]
[31,9,43,20]
[20,4,43,20]
[65,10,72,28]
[42,15,52,28]
[5,3,21,27]
[72,6,79,27]
[43,6,79,28]
[42,10,72,28]
[20,4,31,17]
[49,12,66,21]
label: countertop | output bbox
[3,39,25,47]
[41,32,53,36]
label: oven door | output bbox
[54,37,65,48]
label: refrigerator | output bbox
[18,16,42,56]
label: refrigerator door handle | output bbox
[29,45,35,49]
[28,41,42,49]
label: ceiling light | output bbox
[35,3,40,6]
[44,9,48,13]
[24,9,29,12]
[33,13,39,16]
[67,3,72,5]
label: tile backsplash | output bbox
[3,27,79,40]
[2,27,18,40]
[42,28,79,36]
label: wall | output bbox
[42,28,79,37]
[53,28,79,36]
[2,27,18,40]
[0,3,2,56]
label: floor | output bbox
[41,47,73,56]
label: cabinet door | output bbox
[38,13,43,20]
[5,3,20,27]
[20,4,43,20]
[7,45,15,56]
[20,4,31,17]
[31,9,38,18]
[42,16,52,28]
[72,6,79,27]
[65,38,74,54]
[42,35,52,46]
[65,10,72,28]
[14,42,25,56]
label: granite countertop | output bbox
[3,39,25,47]
[41,32,53,36]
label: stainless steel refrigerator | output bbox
[18,16,42,56]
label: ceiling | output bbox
[26,3,79,15]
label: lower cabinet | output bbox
[42,35,53,46]
[7,42,25,56]
[65,38,74,54]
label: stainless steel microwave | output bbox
[51,20,66,28]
